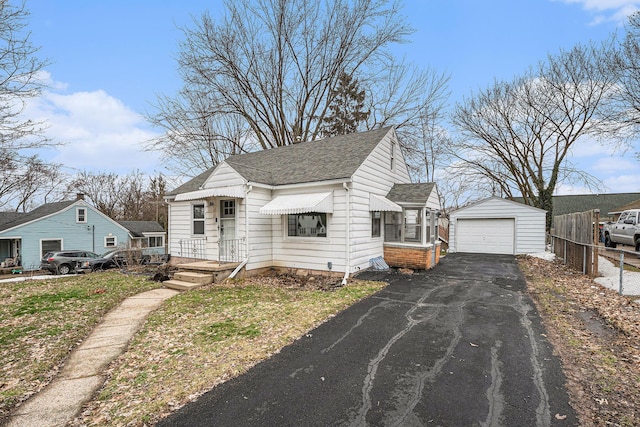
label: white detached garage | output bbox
[449,197,546,255]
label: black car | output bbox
[80,249,150,271]
[40,250,101,275]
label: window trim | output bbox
[390,141,396,171]
[76,207,87,223]
[147,235,164,247]
[40,238,63,257]
[285,212,329,240]
[192,203,205,236]
[371,211,382,238]
[104,235,117,248]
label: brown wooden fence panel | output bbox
[552,210,599,277]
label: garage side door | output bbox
[456,218,515,254]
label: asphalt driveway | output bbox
[157,253,577,426]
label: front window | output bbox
[76,207,87,223]
[193,204,205,235]
[104,236,117,248]
[287,213,327,237]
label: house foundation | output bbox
[384,242,441,270]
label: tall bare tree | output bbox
[451,40,622,227]
[147,0,448,176]
[0,0,53,209]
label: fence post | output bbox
[619,251,624,295]
[583,245,587,275]
[593,209,600,277]
[564,240,567,264]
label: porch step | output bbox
[163,279,206,291]
[174,271,214,285]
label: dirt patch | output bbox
[520,255,640,426]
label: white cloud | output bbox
[591,155,639,171]
[602,173,640,191]
[25,85,162,175]
[553,0,640,23]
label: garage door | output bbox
[456,218,515,254]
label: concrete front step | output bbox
[174,271,214,285]
[163,279,206,291]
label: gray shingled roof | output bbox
[167,127,394,194]
[118,220,165,237]
[0,200,76,232]
[227,126,394,185]
[0,212,25,228]
[165,166,216,197]
[387,183,435,205]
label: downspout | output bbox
[229,184,252,279]
[342,182,350,285]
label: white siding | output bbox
[167,201,212,259]
[246,188,273,270]
[449,198,546,255]
[349,129,412,272]
[267,184,347,272]
[203,163,245,188]
[168,166,247,260]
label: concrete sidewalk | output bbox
[5,287,178,427]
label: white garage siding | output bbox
[449,197,546,255]
[456,218,515,254]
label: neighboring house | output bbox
[118,220,167,255]
[449,197,546,255]
[0,195,131,271]
[165,127,442,278]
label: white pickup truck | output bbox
[603,209,640,251]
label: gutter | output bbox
[342,182,350,285]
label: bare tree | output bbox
[392,67,450,182]
[146,91,255,175]
[147,0,448,176]
[70,171,123,219]
[451,40,621,227]
[0,0,53,208]
[613,12,640,127]
[145,173,167,228]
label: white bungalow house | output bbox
[164,127,442,284]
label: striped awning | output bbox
[259,192,334,215]
[369,193,402,212]
[174,185,245,201]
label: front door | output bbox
[219,200,236,260]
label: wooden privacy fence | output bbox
[551,209,600,278]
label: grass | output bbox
[0,271,385,426]
[71,277,386,426]
[0,272,162,416]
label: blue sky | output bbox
[23,0,640,193]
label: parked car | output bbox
[603,209,640,250]
[79,249,150,272]
[40,250,101,275]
